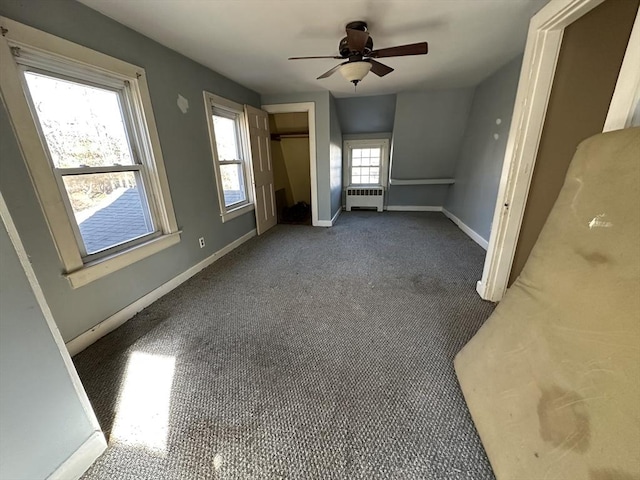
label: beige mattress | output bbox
[455,127,640,480]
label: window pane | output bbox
[365,148,381,166]
[212,115,240,161]
[62,172,154,255]
[24,72,134,168]
[220,163,247,206]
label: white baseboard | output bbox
[442,208,489,250]
[316,208,342,227]
[66,229,257,356]
[385,205,443,212]
[47,431,106,480]
[330,207,342,225]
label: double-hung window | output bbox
[344,138,390,187]
[0,17,180,288]
[204,92,254,222]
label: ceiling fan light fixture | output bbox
[340,61,372,86]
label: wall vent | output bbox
[345,186,384,212]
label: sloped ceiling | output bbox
[78,0,549,98]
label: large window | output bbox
[0,17,180,288]
[344,138,390,187]
[204,92,254,222]
[23,71,157,258]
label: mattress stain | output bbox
[589,468,640,480]
[577,250,610,265]
[537,386,590,452]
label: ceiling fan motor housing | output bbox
[339,36,373,57]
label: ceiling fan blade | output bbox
[369,59,394,77]
[346,28,370,53]
[289,55,343,60]
[317,62,346,79]
[370,42,428,58]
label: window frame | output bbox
[343,138,390,188]
[203,91,254,223]
[0,16,180,288]
[20,66,160,262]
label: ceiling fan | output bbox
[289,21,428,86]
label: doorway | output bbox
[508,0,639,284]
[477,0,640,301]
[269,112,311,225]
[262,102,318,226]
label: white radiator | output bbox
[345,187,384,212]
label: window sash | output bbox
[350,147,383,185]
[51,165,158,259]
[208,100,251,213]
[344,139,390,188]
[18,63,162,260]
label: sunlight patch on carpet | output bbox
[111,351,176,455]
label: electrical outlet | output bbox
[198,237,205,248]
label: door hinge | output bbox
[10,46,21,57]
[1,27,8,37]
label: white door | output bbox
[245,105,277,235]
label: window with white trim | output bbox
[0,17,180,288]
[204,92,254,222]
[344,138,390,187]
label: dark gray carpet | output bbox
[74,211,496,479]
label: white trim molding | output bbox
[385,206,443,212]
[388,178,455,186]
[203,91,256,223]
[0,16,180,288]
[343,138,390,187]
[331,207,342,225]
[66,229,256,356]
[261,102,319,226]
[604,8,640,131]
[316,208,341,227]
[0,192,107,478]
[478,0,607,302]
[442,208,489,250]
[47,431,106,480]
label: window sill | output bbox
[64,231,181,289]
[221,203,254,223]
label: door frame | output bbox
[261,102,318,226]
[477,0,616,302]
[603,7,640,131]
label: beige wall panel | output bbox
[271,140,294,206]
[280,138,311,205]
[269,112,308,134]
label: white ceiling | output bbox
[79,0,549,98]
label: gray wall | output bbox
[0,219,97,479]
[445,55,523,241]
[329,95,343,219]
[0,0,261,341]
[389,89,475,206]
[334,94,396,134]
[261,91,334,222]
